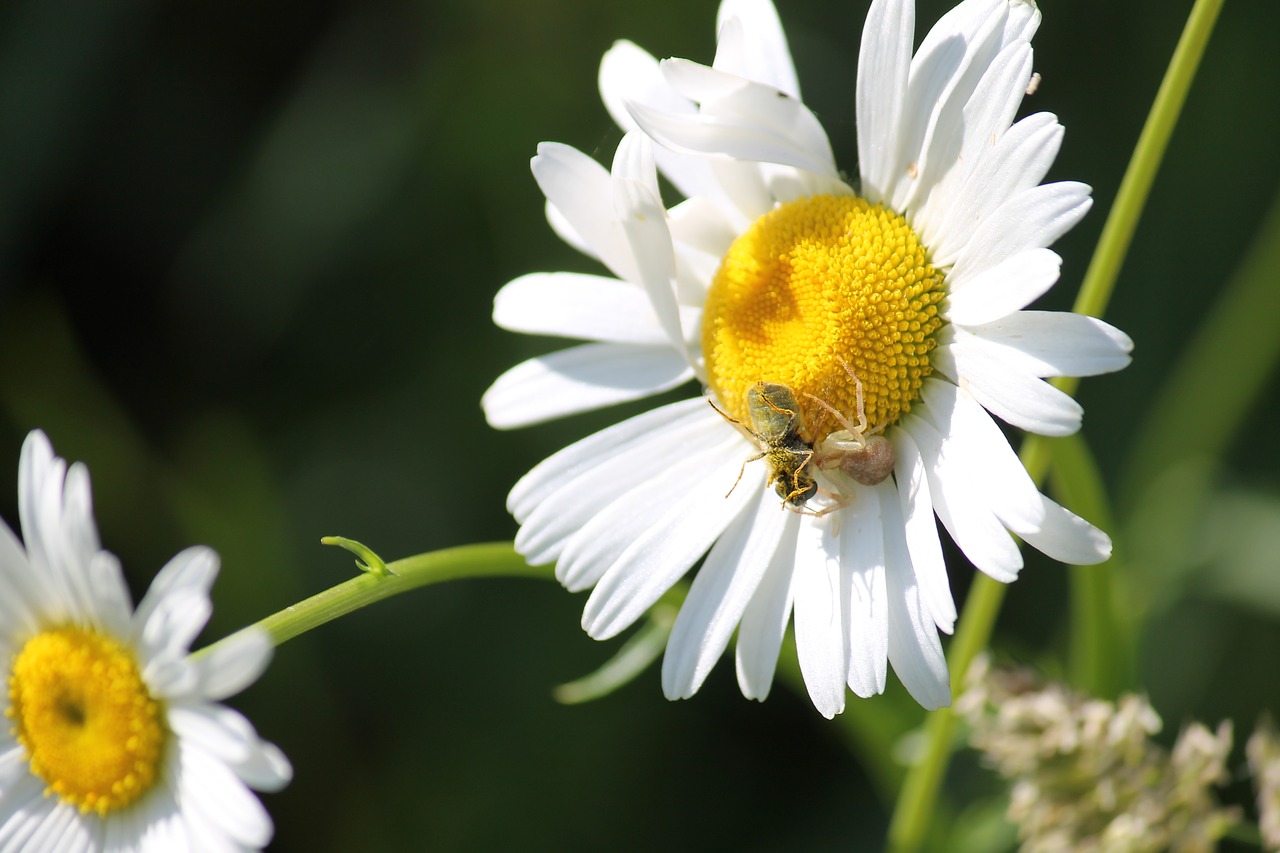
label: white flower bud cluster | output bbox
[1248,718,1280,852]
[958,656,1238,853]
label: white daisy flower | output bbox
[0,431,291,851]
[483,0,1131,718]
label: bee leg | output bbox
[780,448,817,505]
[726,450,765,499]
[756,384,800,418]
[708,397,741,426]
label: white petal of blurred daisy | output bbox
[0,431,291,851]
[483,0,1131,718]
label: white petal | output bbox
[514,403,729,570]
[0,778,54,850]
[599,40,730,208]
[1005,0,1041,41]
[175,740,274,848]
[0,746,31,792]
[170,704,292,792]
[18,433,77,623]
[950,182,1092,279]
[791,519,847,718]
[946,312,1133,378]
[131,547,218,659]
[141,654,198,699]
[668,195,739,262]
[840,489,888,698]
[134,788,186,853]
[177,796,244,853]
[891,427,956,632]
[0,519,38,633]
[493,272,669,345]
[915,38,1032,250]
[714,0,800,97]
[16,800,86,853]
[188,627,273,701]
[545,199,596,260]
[87,551,133,640]
[935,111,1063,252]
[734,513,800,700]
[709,158,775,222]
[613,132,693,366]
[169,705,256,767]
[920,381,1112,565]
[888,0,1008,212]
[482,343,695,429]
[935,340,1084,436]
[856,0,913,203]
[880,482,951,709]
[899,409,1023,582]
[580,431,755,639]
[553,421,748,591]
[232,739,293,795]
[532,142,638,283]
[629,58,840,182]
[58,462,109,626]
[507,397,708,521]
[662,485,787,698]
[944,247,1062,326]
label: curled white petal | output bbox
[715,0,800,97]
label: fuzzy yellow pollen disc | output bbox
[8,627,166,816]
[702,194,945,444]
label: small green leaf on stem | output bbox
[322,535,394,577]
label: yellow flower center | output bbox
[702,194,945,444]
[8,627,166,816]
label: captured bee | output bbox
[807,366,895,488]
[710,382,818,510]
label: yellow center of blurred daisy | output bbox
[702,194,945,443]
[8,627,166,816]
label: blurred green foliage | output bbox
[2,0,1278,849]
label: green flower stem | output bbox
[886,577,1005,852]
[887,1,1225,849]
[553,605,676,704]
[207,542,548,654]
[1052,433,1131,698]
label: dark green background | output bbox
[2,0,1278,849]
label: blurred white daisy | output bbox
[483,0,1131,718]
[0,431,291,851]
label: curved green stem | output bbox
[887,1,1225,849]
[203,542,547,655]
